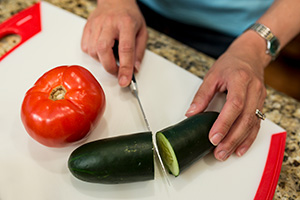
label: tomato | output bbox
[21,65,106,147]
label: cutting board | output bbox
[0,2,286,200]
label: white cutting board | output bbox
[0,2,285,200]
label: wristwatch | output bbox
[248,23,280,60]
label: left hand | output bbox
[186,32,268,161]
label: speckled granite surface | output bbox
[1,0,300,199]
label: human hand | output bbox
[81,0,148,87]
[185,33,269,161]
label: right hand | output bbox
[81,0,148,87]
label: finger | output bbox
[87,22,103,61]
[213,80,264,161]
[96,27,118,75]
[134,25,148,72]
[185,75,219,117]
[118,24,136,87]
[81,23,90,53]
[213,110,260,161]
[235,124,260,157]
[208,74,249,146]
[235,84,266,157]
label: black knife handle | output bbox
[112,40,119,62]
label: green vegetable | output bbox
[68,132,154,184]
[156,111,219,176]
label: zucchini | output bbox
[156,111,219,176]
[68,132,154,184]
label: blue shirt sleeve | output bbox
[139,0,274,36]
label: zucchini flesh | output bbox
[68,132,154,184]
[156,132,179,176]
[156,112,219,176]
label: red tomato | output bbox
[21,65,106,147]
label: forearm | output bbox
[227,0,300,71]
[257,0,300,47]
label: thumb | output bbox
[185,77,217,117]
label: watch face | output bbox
[269,37,280,56]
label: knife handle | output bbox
[112,40,119,62]
[131,73,137,83]
[0,2,41,61]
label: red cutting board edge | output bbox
[254,131,286,200]
[0,2,287,200]
[0,2,41,62]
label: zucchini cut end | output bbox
[156,132,179,176]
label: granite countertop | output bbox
[1,0,300,199]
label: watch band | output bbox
[248,23,280,60]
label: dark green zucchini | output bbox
[156,111,219,176]
[68,132,154,184]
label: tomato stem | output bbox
[49,85,66,101]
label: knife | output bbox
[129,74,171,186]
[113,41,171,186]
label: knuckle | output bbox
[240,126,260,149]
[221,121,232,133]
[253,79,267,99]
[103,15,113,25]
[230,96,244,112]
[243,113,256,128]
[96,40,109,53]
[119,64,133,74]
[121,15,137,28]
[236,68,250,81]
[253,79,264,91]
[88,48,98,59]
[227,138,239,150]
[119,42,134,53]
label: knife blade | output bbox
[129,75,151,131]
[129,74,171,186]
[113,41,171,186]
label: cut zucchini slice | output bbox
[156,132,179,176]
[156,112,219,176]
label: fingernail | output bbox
[186,104,197,116]
[210,133,223,146]
[237,147,247,157]
[119,76,129,87]
[217,150,229,161]
[135,61,141,71]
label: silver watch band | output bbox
[249,23,274,41]
[247,23,280,60]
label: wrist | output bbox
[247,23,280,60]
[228,30,272,70]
